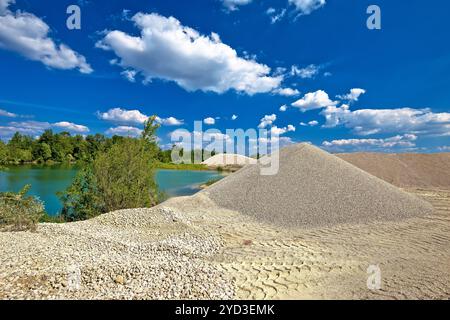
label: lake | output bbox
[0,165,224,216]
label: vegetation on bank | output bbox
[58,117,161,222]
[0,185,44,231]
[155,162,210,171]
[0,116,228,229]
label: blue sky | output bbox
[0,0,449,153]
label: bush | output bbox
[0,185,44,231]
[59,117,161,221]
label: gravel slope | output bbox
[205,143,434,228]
[337,152,450,188]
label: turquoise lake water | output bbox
[0,165,223,215]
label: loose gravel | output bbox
[205,143,434,229]
[0,207,234,300]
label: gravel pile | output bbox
[202,153,257,167]
[337,152,450,188]
[0,207,233,300]
[205,143,434,228]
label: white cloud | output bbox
[290,64,320,79]
[221,0,253,11]
[97,108,148,124]
[0,0,13,15]
[53,121,89,133]
[438,146,450,152]
[97,108,183,126]
[121,69,137,82]
[321,105,450,136]
[0,1,92,73]
[322,134,418,152]
[274,87,300,96]
[97,13,283,95]
[204,117,216,125]
[292,90,337,112]
[0,108,16,117]
[157,116,184,126]
[266,7,286,24]
[287,124,296,132]
[279,105,288,112]
[337,88,366,103]
[106,126,142,137]
[289,0,326,15]
[270,126,287,135]
[0,120,90,139]
[258,114,277,129]
[300,120,319,127]
[231,114,238,120]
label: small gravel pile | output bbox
[205,143,434,228]
[202,153,257,167]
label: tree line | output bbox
[0,130,220,166]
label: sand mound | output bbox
[204,143,434,228]
[202,153,257,167]
[337,152,450,188]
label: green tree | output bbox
[60,117,161,220]
[32,142,52,162]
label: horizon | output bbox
[0,0,449,154]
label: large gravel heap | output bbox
[205,143,434,228]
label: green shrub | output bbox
[0,185,44,231]
[59,117,161,221]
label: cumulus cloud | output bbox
[121,69,137,82]
[0,120,89,140]
[258,114,277,129]
[97,13,283,95]
[53,121,89,133]
[322,134,418,152]
[97,108,183,126]
[299,120,319,127]
[279,105,288,112]
[289,0,326,15]
[321,105,450,136]
[274,87,300,96]
[0,108,16,117]
[337,88,366,103]
[292,90,337,112]
[106,126,142,137]
[97,108,148,124]
[221,0,253,11]
[0,0,92,73]
[231,114,238,120]
[158,116,184,126]
[290,64,320,79]
[204,117,216,125]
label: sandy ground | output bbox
[165,188,450,299]
[1,188,449,299]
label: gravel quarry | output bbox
[205,143,435,229]
[1,143,449,300]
